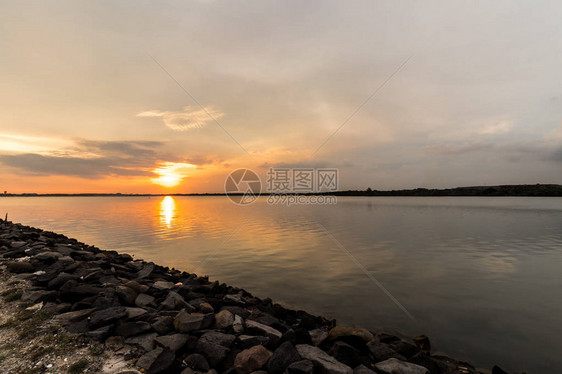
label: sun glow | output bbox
[151,162,196,187]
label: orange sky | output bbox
[1,2,561,193]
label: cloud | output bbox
[479,120,512,135]
[137,106,224,131]
[0,137,218,182]
[422,142,493,156]
[0,139,165,178]
[0,153,152,178]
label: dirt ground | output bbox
[0,260,138,374]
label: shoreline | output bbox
[0,219,514,374]
[1,183,561,197]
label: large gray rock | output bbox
[267,341,301,374]
[161,291,190,310]
[233,314,245,333]
[89,306,128,328]
[136,346,174,374]
[125,332,158,352]
[214,309,234,330]
[367,340,405,362]
[155,333,188,352]
[153,280,175,290]
[245,319,282,345]
[309,328,329,346]
[295,344,352,374]
[374,358,429,374]
[115,285,137,305]
[174,310,213,332]
[196,331,236,366]
[151,315,174,335]
[135,293,155,308]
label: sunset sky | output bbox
[1,1,561,193]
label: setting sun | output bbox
[151,162,196,187]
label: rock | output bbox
[199,331,236,347]
[115,321,152,337]
[224,294,244,304]
[407,353,440,374]
[267,341,301,374]
[196,331,236,366]
[86,325,113,341]
[116,285,137,305]
[47,272,78,289]
[136,264,154,279]
[215,309,234,330]
[54,308,95,325]
[309,328,329,346]
[233,314,245,333]
[431,355,477,374]
[125,280,149,294]
[42,302,71,314]
[153,280,175,290]
[245,320,282,345]
[389,341,419,359]
[161,291,189,310]
[180,369,195,374]
[492,366,509,374]
[59,280,103,301]
[6,261,34,273]
[199,302,215,313]
[296,344,353,374]
[136,346,174,374]
[125,332,158,352]
[367,340,405,362]
[222,306,250,319]
[234,345,272,374]
[135,293,155,308]
[151,315,174,335]
[21,290,57,303]
[354,364,376,374]
[34,251,61,263]
[328,341,360,368]
[375,358,429,374]
[125,307,148,319]
[154,333,188,352]
[89,306,128,328]
[174,310,213,332]
[412,336,430,355]
[328,326,374,343]
[286,360,315,374]
[238,335,270,349]
[184,353,210,371]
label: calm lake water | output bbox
[1,196,561,373]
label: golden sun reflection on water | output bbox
[160,196,176,228]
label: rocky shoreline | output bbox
[0,219,516,374]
